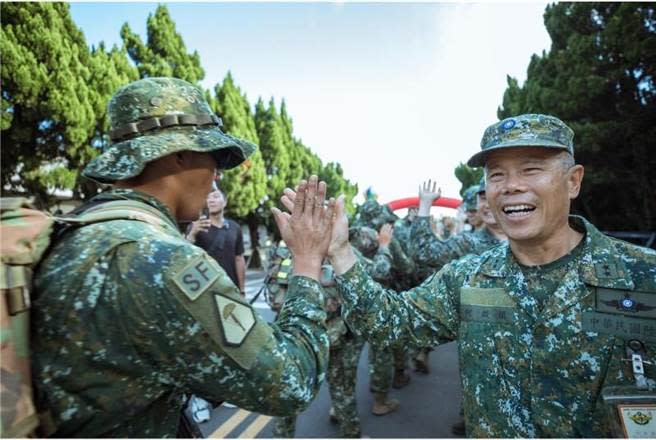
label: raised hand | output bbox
[418,179,441,217]
[280,184,355,275]
[378,223,393,248]
[271,176,335,281]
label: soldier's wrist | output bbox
[292,256,323,281]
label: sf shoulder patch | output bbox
[215,295,256,346]
[173,254,221,301]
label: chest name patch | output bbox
[173,255,221,301]
[460,287,515,324]
[582,311,656,342]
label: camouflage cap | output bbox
[462,185,479,211]
[349,226,379,258]
[83,77,256,183]
[467,114,574,167]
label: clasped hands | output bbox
[270,175,356,281]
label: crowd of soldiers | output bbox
[263,172,507,437]
[16,77,655,439]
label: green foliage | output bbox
[454,162,484,197]
[213,73,267,219]
[1,2,137,207]
[498,2,656,231]
[121,5,204,83]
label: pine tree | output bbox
[498,3,656,230]
[1,3,137,207]
[120,5,204,83]
[454,163,484,197]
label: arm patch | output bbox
[168,253,272,370]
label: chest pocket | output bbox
[460,287,516,324]
[582,287,656,343]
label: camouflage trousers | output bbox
[368,345,393,393]
[273,333,364,438]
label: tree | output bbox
[319,161,359,215]
[1,3,137,208]
[254,98,292,216]
[498,3,656,231]
[212,73,268,266]
[120,5,204,83]
[212,73,267,219]
[454,162,484,197]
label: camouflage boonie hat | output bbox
[356,200,397,228]
[349,226,378,258]
[462,185,479,211]
[83,77,256,183]
[476,176,486,194]
[468,114,574,167]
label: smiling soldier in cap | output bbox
[31,77,334,437]
[282,113,656,437]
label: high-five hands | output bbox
[418,179,441,217]
[278,177,357,276]
[271,176,335,281]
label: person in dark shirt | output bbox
[187,187,246,295]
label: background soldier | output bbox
[288,113,656,437]
[31,78,334,437]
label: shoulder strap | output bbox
[60,200,178,232]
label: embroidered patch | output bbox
[215,294,256,346]
[582,311,656,342]
[460,305,515,323]
[173,255,221,301]
[460,288,515,323]
[596,288,656,319]
[460,287,515,307]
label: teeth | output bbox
[503,204,535,215]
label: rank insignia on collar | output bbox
[595,262,619,279]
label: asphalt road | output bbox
[194,270,463,438]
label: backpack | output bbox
[0,197,170,437]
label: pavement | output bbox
[194,270,463,438]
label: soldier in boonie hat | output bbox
[476,176,486,195]
[462,185,479,211]
[467,114,574,167]
[349,225,379,258]
[355,200,398,230]
[83,77,256,183]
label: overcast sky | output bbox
[71,2,551,213]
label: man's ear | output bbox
[567,164,584,200]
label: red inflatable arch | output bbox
[386,196,461,211]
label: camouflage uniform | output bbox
[31,78,329,437]
[337,216,656,437]
[337,114,656,437]
[273,245,393,438]
[410,218,502,273]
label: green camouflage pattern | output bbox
[462,185,480,211]
[468,114,574,167]
[273,278,365,438]
[348,226,379,259]
[477,176,486,194]
[337,216,656,437]
[0,199,53,438]
[31,189,329,437]
[83,77,256,183]
[353,200,398,230]
[410,217,502,272]
[327,334,365,437]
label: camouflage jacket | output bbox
[32,189,329,437]
[337,216,656,437]
[410,217,502,272]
